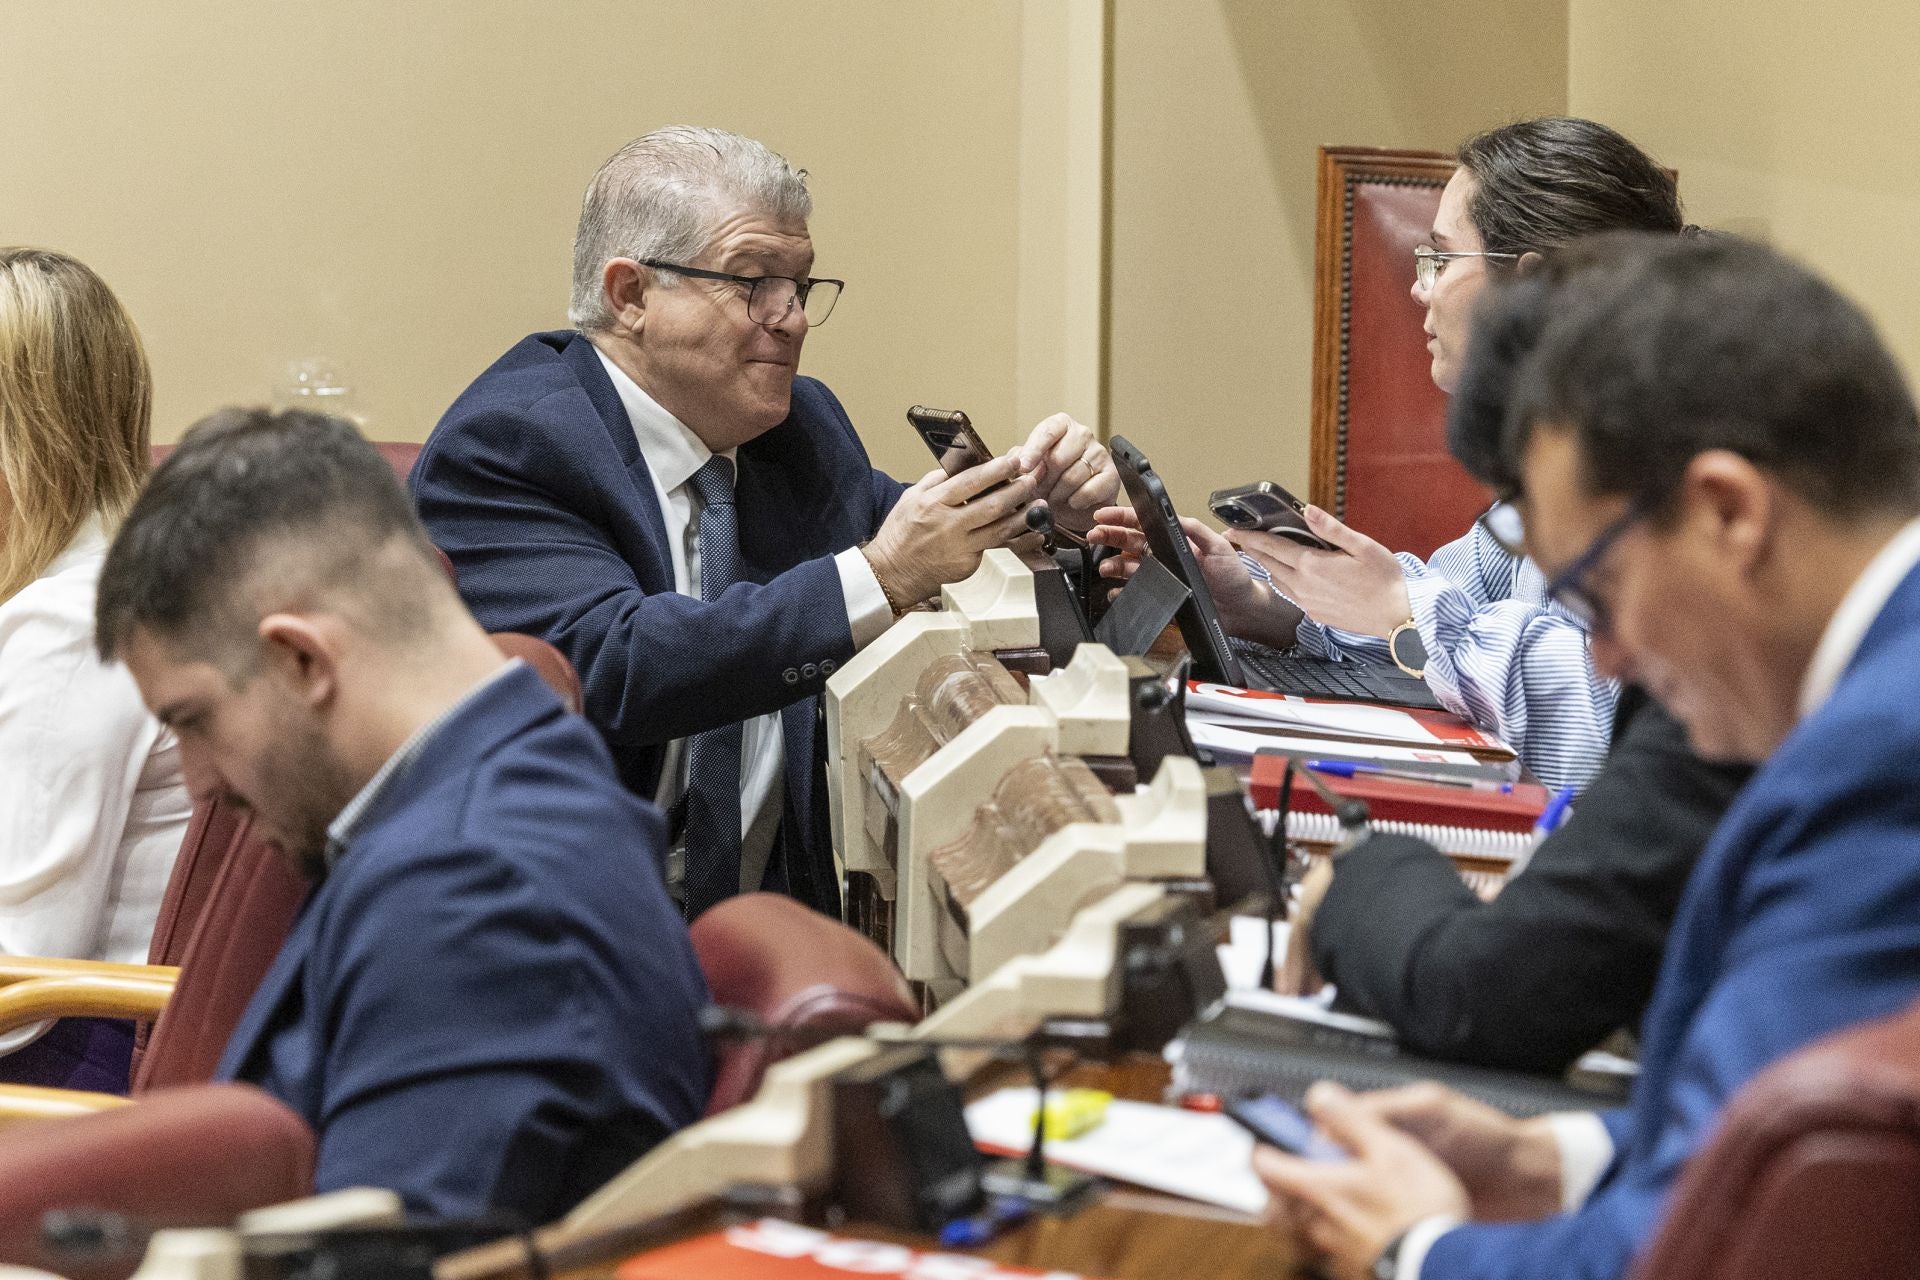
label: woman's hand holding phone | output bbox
[1228,505,1412,640]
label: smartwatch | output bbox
[1388,619,1428,679]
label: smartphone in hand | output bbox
[1207,481,1337,551]
[1224,1094,1349,1162]
[908,405,1004,491]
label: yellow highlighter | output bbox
[1029,1088,1113,1141]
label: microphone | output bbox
[1289,757,1374,840]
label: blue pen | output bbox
[939,1194,1034,1248]
[1304,759,1515,794]
[1509,784,1577,877]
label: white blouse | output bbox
[0,517,188,975]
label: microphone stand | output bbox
[1257,756,1296,991]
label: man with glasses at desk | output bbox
[1257,234,1920,1280]
[414,127,1116,921]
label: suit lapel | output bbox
[561,333,675,590]
[214,890,320,1080]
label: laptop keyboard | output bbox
[1235,648,1443,710]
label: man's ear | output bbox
[1681,449,1775,576]
[1514,249,1546,275]
[258,614,340,712]
[601,258,650,336]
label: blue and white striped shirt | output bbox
[1246,519,1616,791]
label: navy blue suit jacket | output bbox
[1426,563,1920,1277]
[216,664,712,1221]
[412,331,905,914]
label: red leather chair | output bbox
[0,1082,313,1278]
[690,893,916,1114]
[1310,147,1487,560]
[1629,995,1920,1280]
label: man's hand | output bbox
[1017,413,1117,533]
[1229,505,1410,639]
[1087,506,1302,649]
[1349,1083,1565,1221]
[1276,858,1334,996]
[864,457,1039,605]
[1255,1082,1472,1280]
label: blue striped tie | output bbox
[681,455,744,918]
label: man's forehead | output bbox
[120,628,230,704]
[700,209,812,264]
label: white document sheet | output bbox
[965,1086,1271,1216]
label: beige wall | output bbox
[1569,0,1920,382]
[1108,0,1568,520]
[0,0,1078,486]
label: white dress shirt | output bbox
[0,518,190,1051]
[593,349,892,891]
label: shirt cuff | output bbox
[1396,1214,1465,1280]
[836,547,895,651]
[1546,1110,1615,1212]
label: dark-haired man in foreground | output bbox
[96,409,710,1220]
[1255,235,1920,1279]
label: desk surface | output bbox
[553,1056,1301,1280]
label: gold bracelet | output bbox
[860,543,910,618]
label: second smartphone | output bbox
[1206,481,1337,551]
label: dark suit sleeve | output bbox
[306,843,710,1221]
[415,378,904,749]
[1310,692,1751,1073]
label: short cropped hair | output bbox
[568,125,812,331]
[96,408,445,668]
[1448,232,1920,523]
[1455,117,1684,257]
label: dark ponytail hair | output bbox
[1455,117,1683,256]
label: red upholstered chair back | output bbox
[489,632,583,714]
[133,799,309,1093]
[131,634,586,1092]
[1310,148,1489,560]
[1629,995,1920,1280]
[0,1082,313,1278]
[690,893,916,1115]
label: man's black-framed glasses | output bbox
[1413,245,1521,290]
[641,260,844,327]
[1542,502,1649,634]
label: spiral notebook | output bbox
[1249,751,1550,864]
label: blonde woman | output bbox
[0,249,187,1091]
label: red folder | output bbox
[1248,753,1550,833]
[620,1219,1109,1279]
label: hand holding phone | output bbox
[1224,1094,1349,1162]
[908,406,1006,492]
[1207,482,1337,552]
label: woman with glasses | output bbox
[1095,120,1748,1084]
[1095,116,1683,790]
[0,249,188,1091]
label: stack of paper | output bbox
[1186,682,1515,761]
[965,1086,1270,1215]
